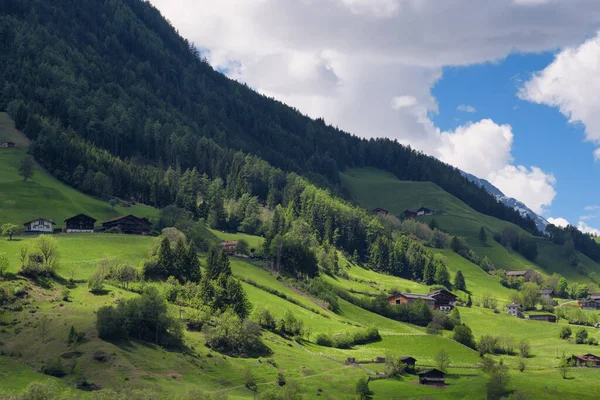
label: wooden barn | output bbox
[23,218,55,233]
[387,293,436,308]
[527,314,557,323]
[0,141,15,148]
[417,369,445,385]
[428,289,457,311]
[372,207,389,216]
[567,353,600,367]
[102,215,151,235]
[64,214,97,233]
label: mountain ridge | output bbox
[460,170,549,234]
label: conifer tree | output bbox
[454,270,466,291]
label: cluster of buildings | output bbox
[578,293,600,310]
[346,356,446,385]
[386,288,457,311]
[371,207,437,219]
[23,214,151,235]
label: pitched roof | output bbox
[539,289,554,295]
[400,356,416,362]
[428,289,457,298]
[102,215,147,224]
[23,218,55,226]
[417,368,444,375]
[220,241,238,246]
[64,213,97,222]
[388,292,435,301]
[506,303,522,308]
[505,270,528,276]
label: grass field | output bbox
[341,167,600,291]
[2,233,600,398]
[0,147,158,228]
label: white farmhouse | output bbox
[23,218,55,233]
[506,303,523,318]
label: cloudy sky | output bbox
[151,0,600,233]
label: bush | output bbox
[204,310,265,355]
[559,326,572,340]
[576,328,589,344]
[453,324,476,349]
[315,333,333,347]
[588,337,598,346]
[252,305,276,331]
[88,273,105,294]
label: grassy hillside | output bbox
[0,147,158,228]
[341,167,600,291]
[2,231,600,398]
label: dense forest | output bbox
[0,0,538,234]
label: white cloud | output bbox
[457,104,477,113]
[578,221,600,236]
[548,217,570,227]
[488,165,557,214]
[391,95,418,109]
[584,205,600,211]
[520,33,600,159]
[149,0,600,212]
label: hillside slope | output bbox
[341,167,600,290]
[0,113,158,227]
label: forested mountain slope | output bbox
[341,167,600,291]
[0,0,537,233]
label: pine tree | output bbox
[423,260,436,285]
[157,237,173,277]
[454,270,466,291]
[226,277,252,318]
[466,294,473,307]
[479,227,487,243]
[173,238,187,282]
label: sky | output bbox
[150,0,600,234]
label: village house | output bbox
[590,293,600,302]
[428,289,457,311]
[578,299,600,311]
[417,369,445,385]
[102,215,151,235]
[539,289,554,301]
[64,214,96,233]
[387,293,436,308]
[567,353,600,367]
[23,218,55,233]
[0,141,15,148]
[220,241,238,255]
[417,207,435,216]
[505,270,536,281]
[402,209,418,219]
[372,207,389,216]
[506,303,524,318]
[526,314,557,323]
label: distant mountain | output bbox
[460,171,549,234]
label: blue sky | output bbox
[432,52,600,231]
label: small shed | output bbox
[527,314,557,323]
[417,207,435,216]
[417,368,445,385]
[539,289,554,301]
[372,207,389,216]
[400,356,416,368]
[0,141,15,148]
[375,356,386,364]
[403,209,417,219]
[346,357,356,364]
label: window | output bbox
[395,300,400,304]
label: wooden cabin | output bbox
[417,369,445,385]
[64,214,96,233]
[387,293,436,308]
[102,215,151,235]
[220,241,238,255]
[568,353,600,367]
[428,289,457,310]
[527,314,556,323]
[372,207,389,216]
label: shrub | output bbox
[88,273,105,294]
[204,310,265,355]
[315,333,333,347]
[252,305,276,331]
[453,324,476,349]
[588,337,598,346]
[559,326,572,340]
[576,328,589,344]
